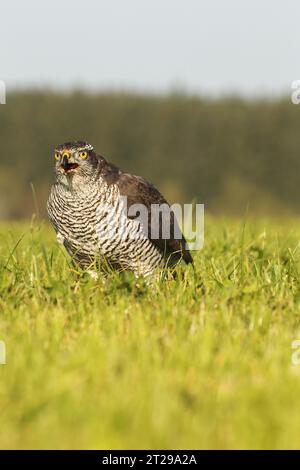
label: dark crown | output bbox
[55,141,94,152]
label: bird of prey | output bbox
[47,141,193,278]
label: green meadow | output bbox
[1,218,300,449]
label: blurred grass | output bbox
[1,218,300,449]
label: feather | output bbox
[98,155,193,265]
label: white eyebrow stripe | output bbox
[77,144,93,151]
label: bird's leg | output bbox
[86,269,99,280]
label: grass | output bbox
[1,217,300,449]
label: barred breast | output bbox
[47,178,164,277]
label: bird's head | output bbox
[53,141,98,186]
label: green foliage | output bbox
[0,219,300,449]
[0,91,299,218]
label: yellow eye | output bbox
[54,152,60,160]
[79,151,88,159]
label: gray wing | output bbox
[99,158,193,264]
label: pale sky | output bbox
[1,0,299,96]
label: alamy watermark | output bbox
[291,340,300,365]
[0,340,6,365]
[291,80,300,104]
[0,81,6,104]
[96,196,204,251]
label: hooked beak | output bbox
[61,155,79,173]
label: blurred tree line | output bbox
[0,90,299,219]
